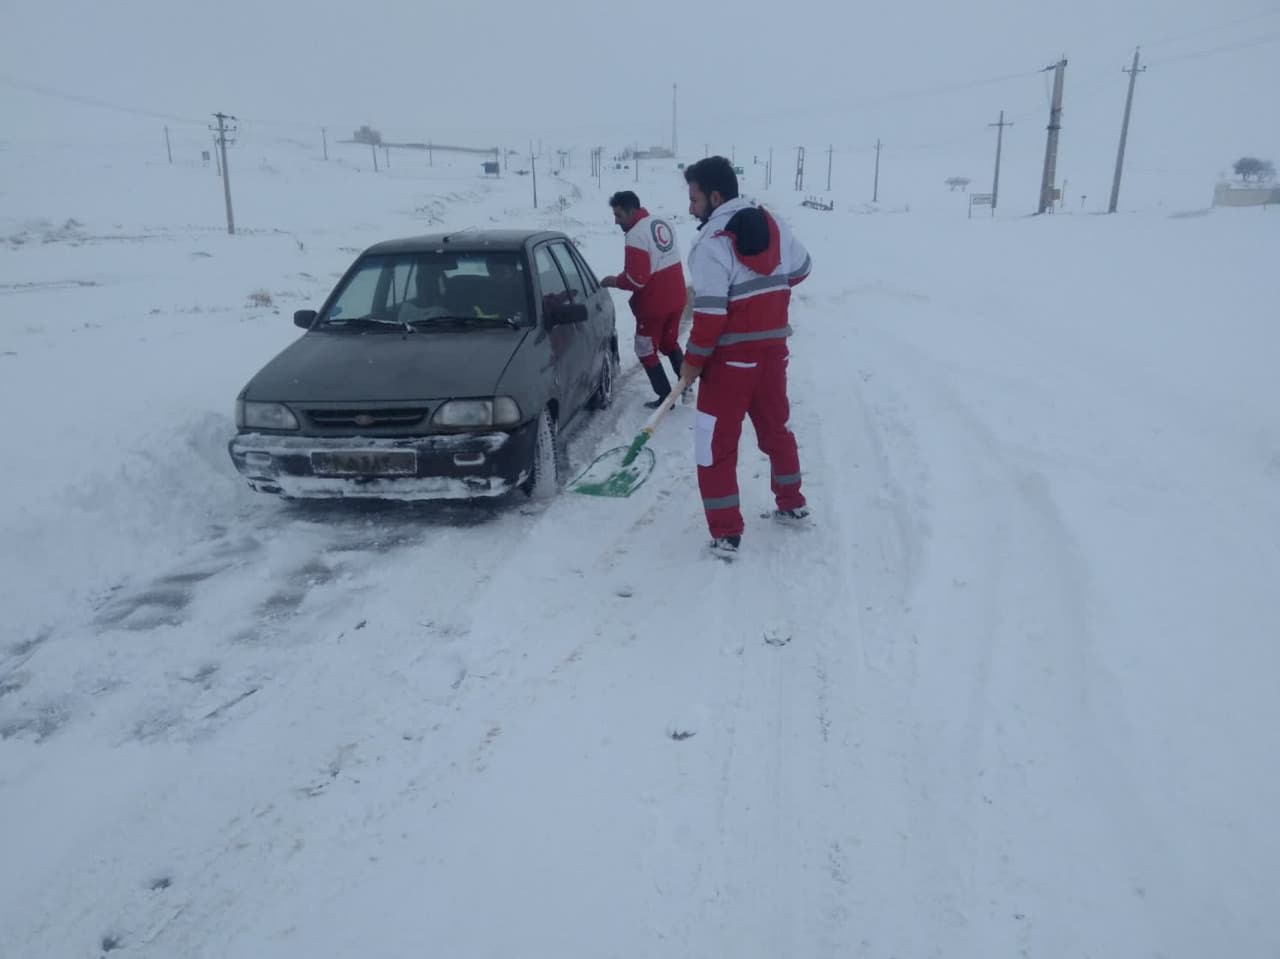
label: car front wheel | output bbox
[522,408,560,499]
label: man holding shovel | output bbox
[600,191,690,408]
[672,157,812,555]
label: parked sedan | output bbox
[228,230,618,500]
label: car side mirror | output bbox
[294,309,317,329]
[549,302,588,326]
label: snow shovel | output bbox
[568,387,682,498]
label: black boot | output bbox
[644,364,672,406]
[667,347,684,380]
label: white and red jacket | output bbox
[684,198,811,369]
[615,208,688,318]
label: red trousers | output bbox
[634,309,682,368]
[694,352,805,538]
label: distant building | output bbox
[620,146,675,161]
[1213,182,1280,207]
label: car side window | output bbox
[567,243,600,293]
[533,245,570,314]
[549,242,590,305]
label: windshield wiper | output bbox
[321,315,413,332]
[407,314,521,330]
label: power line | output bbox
[0,72,203,125]
[7,28,1276,165]
[0,74,434,144]
[1142,8,1280,49]
[1146,31,1280,66]
[696,67,1048,131]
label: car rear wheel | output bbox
[522,408,560,499]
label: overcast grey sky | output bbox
[3,0,1278,205]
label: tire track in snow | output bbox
[620,322,913,958]
[0,502,535,957]
[851,319,1210,957]
[9,376,694,955]
[782,307,950,959]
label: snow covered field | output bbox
[2,130,1278,957]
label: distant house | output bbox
[1213,182,1280,207]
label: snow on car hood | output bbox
[244,327,529,403]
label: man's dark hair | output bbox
[608,190,641,211]
[684,156,739,201]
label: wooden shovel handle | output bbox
[640,385,682,436]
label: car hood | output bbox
[245,328,529,403]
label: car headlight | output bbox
[237,400,299,430]
[432,397,521,428]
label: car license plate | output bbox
[311,450,418,476]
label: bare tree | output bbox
[1233,157,1275,182]
[353,125,383,146]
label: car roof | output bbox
[362,230,564,256]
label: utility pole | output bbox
[873,138,882,202]
[794,146,805,191]
[371,142,379,172]
[767,146,773,188]
[672,83,678,156]
[1109,47,1145,214]
[212,135,221,176]
[164,126,172,164]
[826,144,833,191]
[530,141,539,209]
[211,112,236,235]
[1038,58,1068,214]
[428,141,433,167]
[989,110,1012,210]
[634,142,640,183]
[322,127,328,160]
[384,145,390,169]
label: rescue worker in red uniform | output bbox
[600,191,689,408]
[672,157,813,555]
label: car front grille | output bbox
[305,407,429,429]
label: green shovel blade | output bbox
[568,444,657,497]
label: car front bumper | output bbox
[227,422,537,500]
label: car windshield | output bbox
[318,251,531,331]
